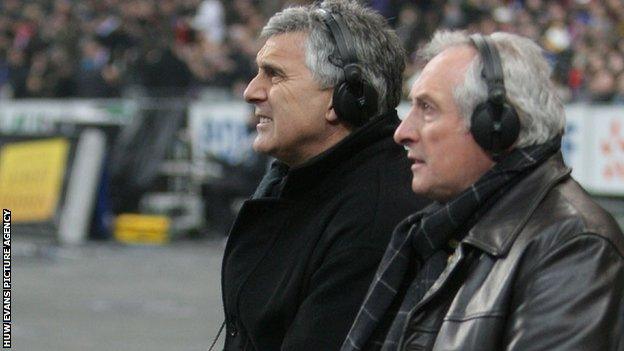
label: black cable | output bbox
[207,320,225,351]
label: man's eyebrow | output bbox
[412,93,438,107]
[257,60,286,75]
[409,94,426,105]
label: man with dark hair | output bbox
[343,30,624,351]
[220,1,428,350]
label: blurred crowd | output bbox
[1,0,623,103]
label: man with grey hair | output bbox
[342,30,624,350]
[220,1,428,350]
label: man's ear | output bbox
[325,96,340,124]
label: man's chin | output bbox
[410,182,425,195]
[252,139,273,156]
[410,179,433,198]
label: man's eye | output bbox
[265,69,284,82]
[418,100,433,112]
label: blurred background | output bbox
[1,0,623,350]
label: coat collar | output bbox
[279,110,400,197]
[463,152,571,257]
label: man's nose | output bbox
[243,75,267,104]
[393,115,419,147]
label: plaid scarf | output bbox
[341,137,561,351]
[252,159,288,199]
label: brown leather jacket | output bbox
[401,153,624,351]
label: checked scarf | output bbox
[252,159,289,199]
[341,137,561,351]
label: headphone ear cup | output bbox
[333,81,359,126]
[470,102,496,151]
[470,101,520,153]
[496,103,520,151]
[361,81,378,119]
[333,81,377,127]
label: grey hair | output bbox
[260,0,406,115]
[419,30,566,147]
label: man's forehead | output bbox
[425,46,476,75]
[410,46,476,96]
[256,32,307,64]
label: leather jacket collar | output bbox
[464,153,572,256]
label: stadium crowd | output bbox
[0,0,623,103]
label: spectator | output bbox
[76,37,120,97]
[193,0,225,45]
[614,73,624,104]
[0,0,623,103]
[6,47,29,98]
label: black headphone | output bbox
[469,34,520,156]
[319,9,379,127]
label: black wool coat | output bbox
[221,111,429,351]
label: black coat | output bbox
[400,153,624,350]
[221,112,429,350]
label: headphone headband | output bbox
[470,34,506,103]
[319,9,356,65]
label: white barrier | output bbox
[58,129,107,245]
[0,99,136,135]
[188,100,255,166]
[1,100,623,197]
[572,105,624,195]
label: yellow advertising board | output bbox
[114,214,170,245]
[0,138,69,222]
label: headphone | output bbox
[469,34,520,156]
[319,9,379,127]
